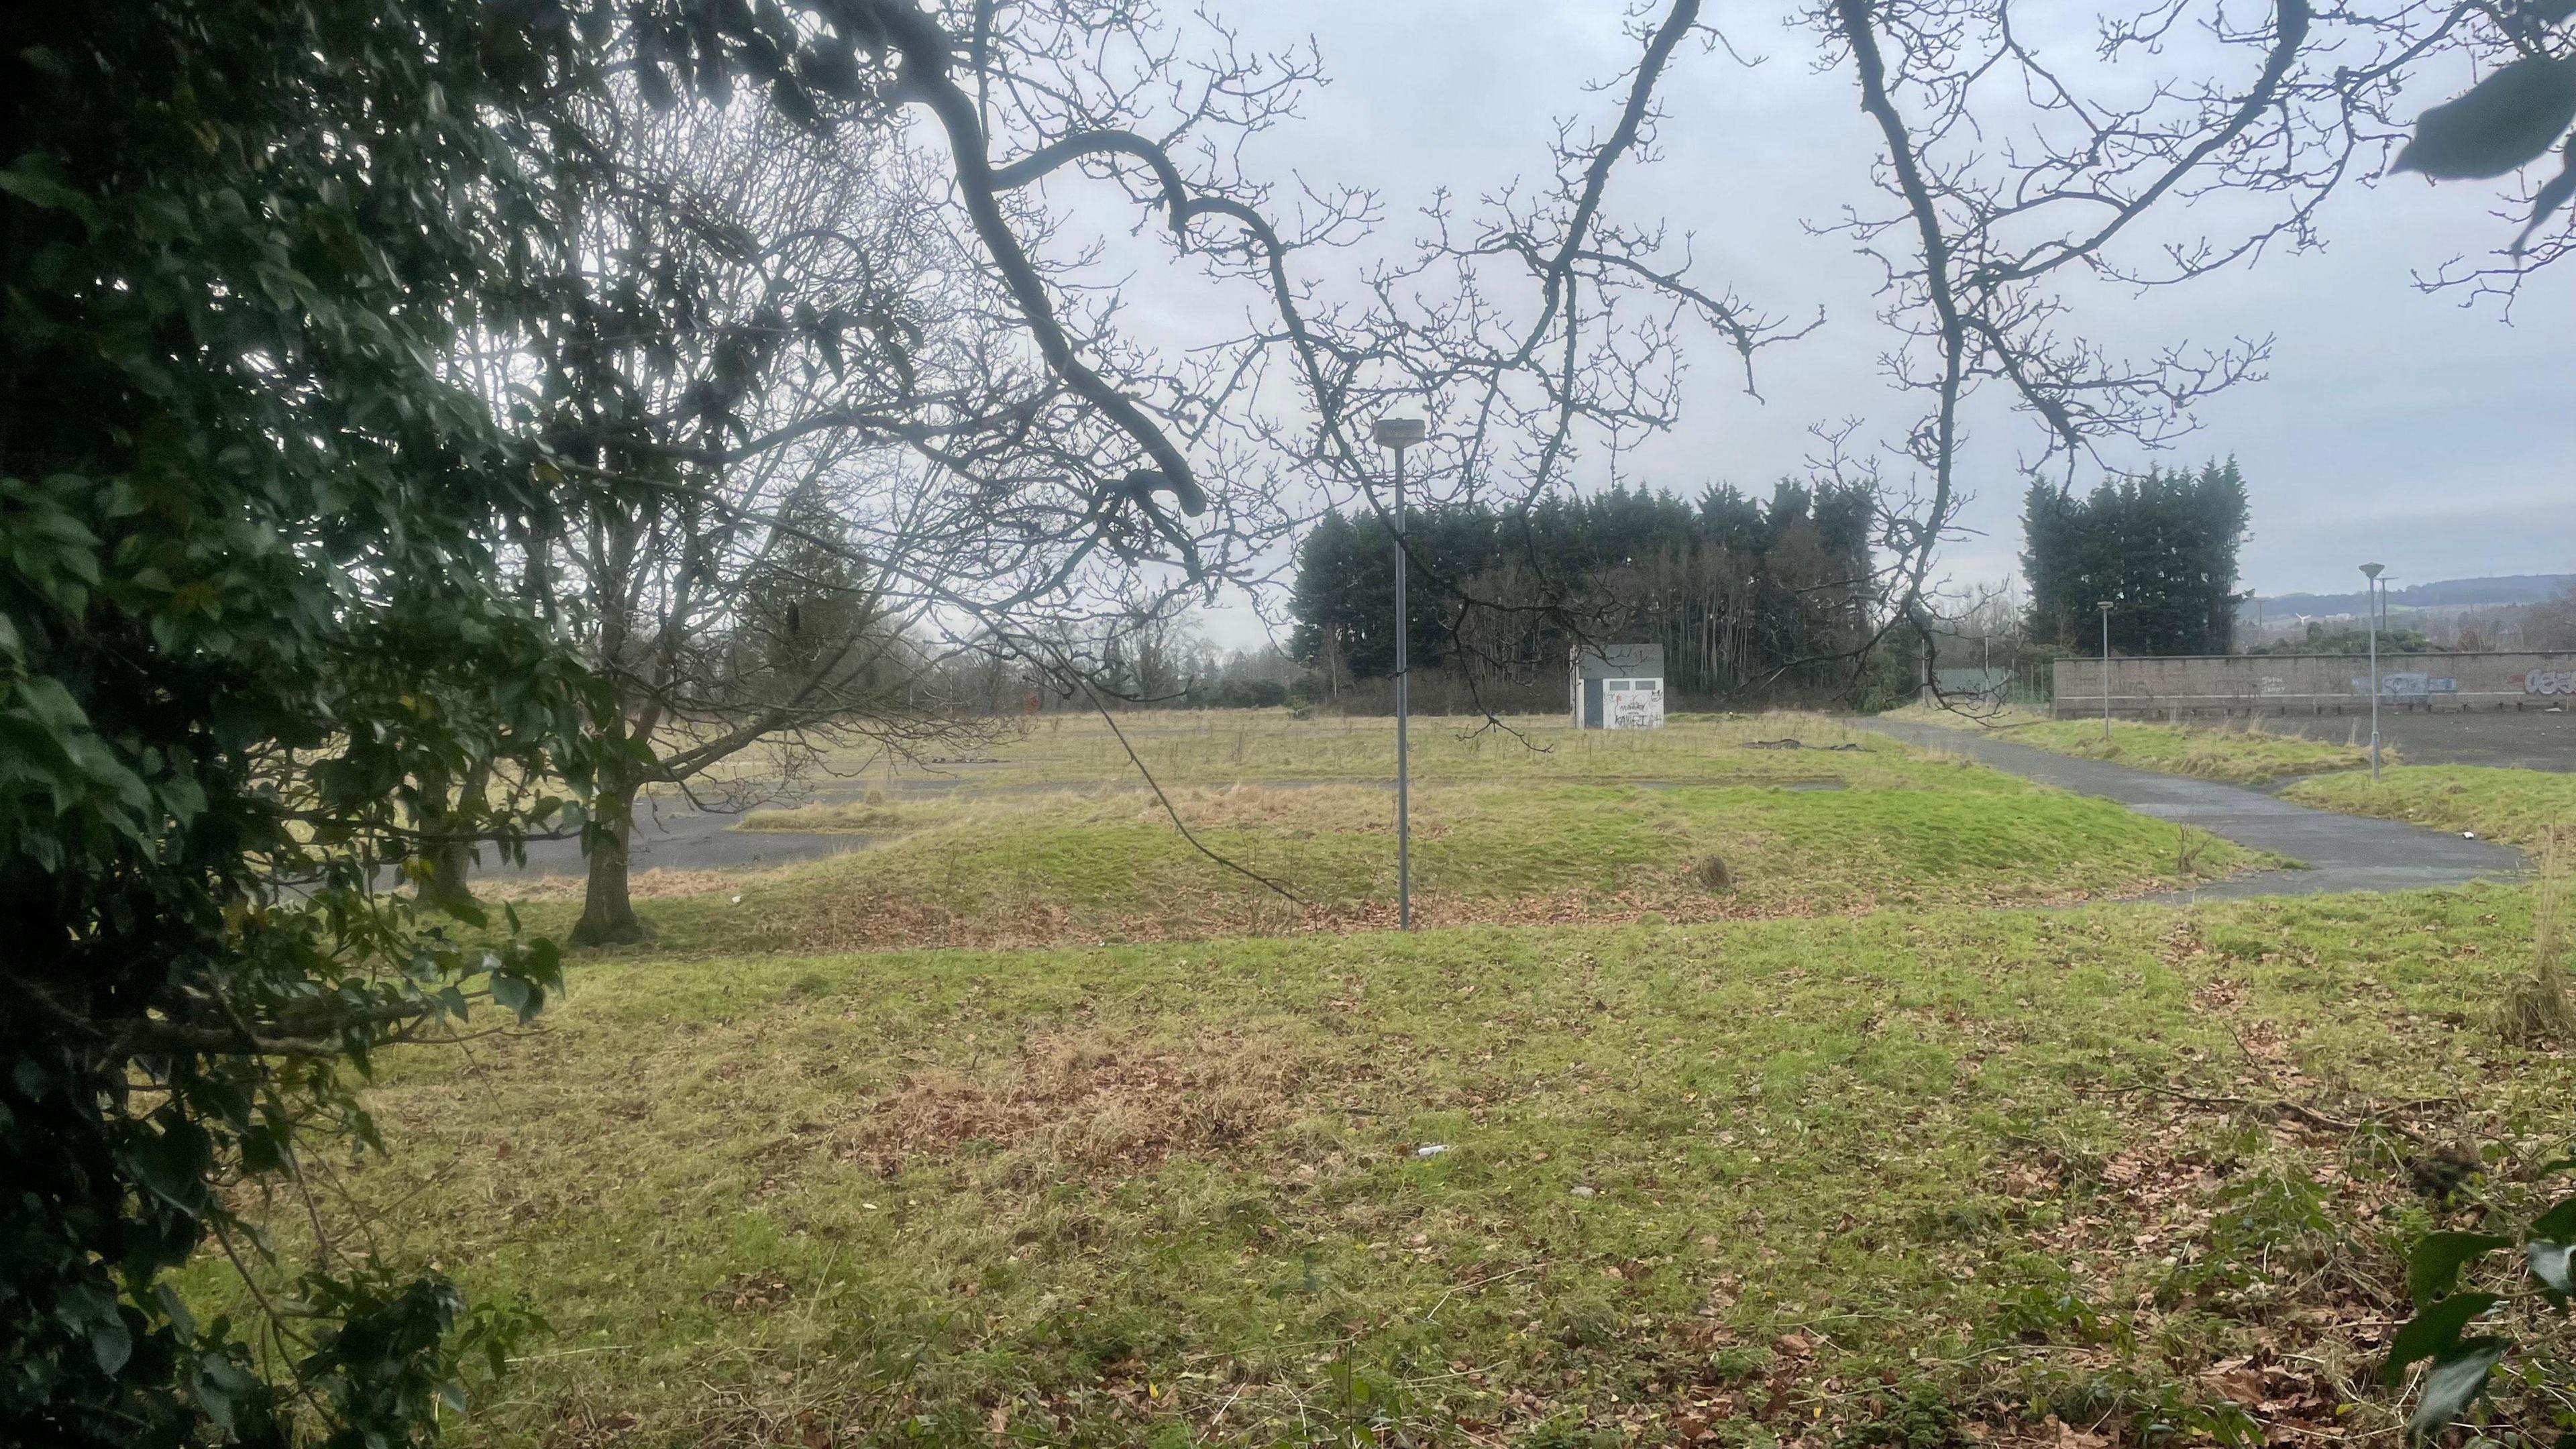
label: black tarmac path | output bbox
[1855,718,2527,898]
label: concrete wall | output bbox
[2051,652,2576,718]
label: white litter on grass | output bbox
[731,894,745,904]
[2462,832,2478,841]
[1413,1144,1450,1159]
[1568,1185,1597,1199]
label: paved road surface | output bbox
[1857,718,2526,898]
[474,800,874,881]
[2233,707,2576,771]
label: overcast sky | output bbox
[1046,1,2573,641]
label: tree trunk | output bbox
[571,777,653,946]
[415,761,485,918]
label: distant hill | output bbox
[2239,574,2573,622]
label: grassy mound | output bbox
[1886,704,2374,786]
[504,769,2259,952]
[201,890,2569,1446]
[2282,764,2576,846]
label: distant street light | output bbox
[2361,562,2385,782]
[2098,600,2115,741]
[1374,416,1428,930]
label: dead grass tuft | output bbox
[1124,783,1398,835]
[841,1030,1312,1179]
[2499,823,2575,1045]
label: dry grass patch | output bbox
[842,1028,1313,1183]
[736,798,941,834]
[749,708,1926,790]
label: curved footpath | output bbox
[481,728,2528,899]
[1854,717,2526,898]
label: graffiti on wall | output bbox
[2349,674,2459,697]
[2522,670,2576,697]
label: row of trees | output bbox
[2023,462,2253,657]
[1287,482,1877,704]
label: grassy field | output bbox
[502,727,2260,951]
[1887,705,2375,786]
[217,890,2573,1448]
[201,708,2576,1446]
[2282,765,2576,847]
[675,710,1913,794]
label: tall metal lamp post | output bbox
[2361,561,2384,782]
[1374,417,1428,929]
[2098,600,2115,741]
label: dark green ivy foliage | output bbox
[1287,480,1875,699]
[2385,1188,2576,1441]
[1,2,622,1442]
[2021,462,2251,658]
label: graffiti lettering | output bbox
[2523,671,2576,697]
[1605,683,1663,731]
[2352,674,2460,697]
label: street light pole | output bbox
[2098,600,2115,741]
[2361,562,2383,782]
[1374,417,1428,929]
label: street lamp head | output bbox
[2096,599,2115,613]
[2359,561,2384,580]
[1372,417,1428,450]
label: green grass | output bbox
[210,889,2573,1446]
[515,763,2261,953]
[2283,765,2576,846]
[1890,704,2373,786]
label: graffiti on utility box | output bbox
[1605,683,1664,730]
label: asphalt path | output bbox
[475,802,874,881]
[2231,706,2576,771]
[1855,718,2526,898]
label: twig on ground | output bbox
[2077,1080,2430,1142]
[1421,1263,1540,1324]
